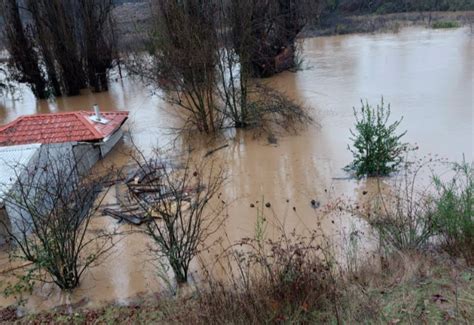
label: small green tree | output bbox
[345,98,407,177]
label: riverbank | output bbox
[1,247,472,323]
[301,11,474,37]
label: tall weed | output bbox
[433,159,474,264]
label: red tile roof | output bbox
[0,111,129,146]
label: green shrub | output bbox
[345,99,407,177]
[432,21,460,29]
[433,160,474,264]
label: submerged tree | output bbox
[129,0,315,133]
[0,0,117,97]
[125,151,226,284]
[1,145,116,291]
[345,98,407,177]
[238,0,310,78]
[32,0,86,96]
[139,0,219,133]
[78,0,116,92]
[1,0,48,98]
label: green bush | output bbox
[433,160,474,264]
[345,99,407,177]
[432,21,460,29]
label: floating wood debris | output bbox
[102,207,152,225]
[204,144,229,157]
[102,162,204,225]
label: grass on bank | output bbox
[432,21,460,28]
[5,250,472,324]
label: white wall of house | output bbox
[0,142,101,244]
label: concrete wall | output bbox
[73,143,101,176]
[100,129,124,157]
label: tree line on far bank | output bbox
[1,0,471,102]
[319,0,472,16]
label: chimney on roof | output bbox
[89,104,110,124]
[94,104,102,121]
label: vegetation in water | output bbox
[123,150,226,284]
[126,0,316,134]
[1,0,116,98]
[345,98,407,177]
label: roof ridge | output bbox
[79,110,129,115]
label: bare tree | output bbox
[214,0,253,128]
[124,149,226,284]
[1,145,116,291]
[26,0,63,97]
[128,0,221,133]
[128,0,315,133]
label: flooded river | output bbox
[0,26,472,311]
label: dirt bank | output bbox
[1,250,472,324]
[302,11,474,37]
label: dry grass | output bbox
[5,244,471,324]
[187,232,338,324]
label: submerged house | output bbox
[0,107,128,244]
[0,106,129,157]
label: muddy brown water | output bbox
[0,27,472,312]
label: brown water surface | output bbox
[0,27,472,311]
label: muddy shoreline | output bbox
[301,11,474,37]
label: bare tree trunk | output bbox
[79,0,114,93]
[33,0,86,96]
[27,0,62,96]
